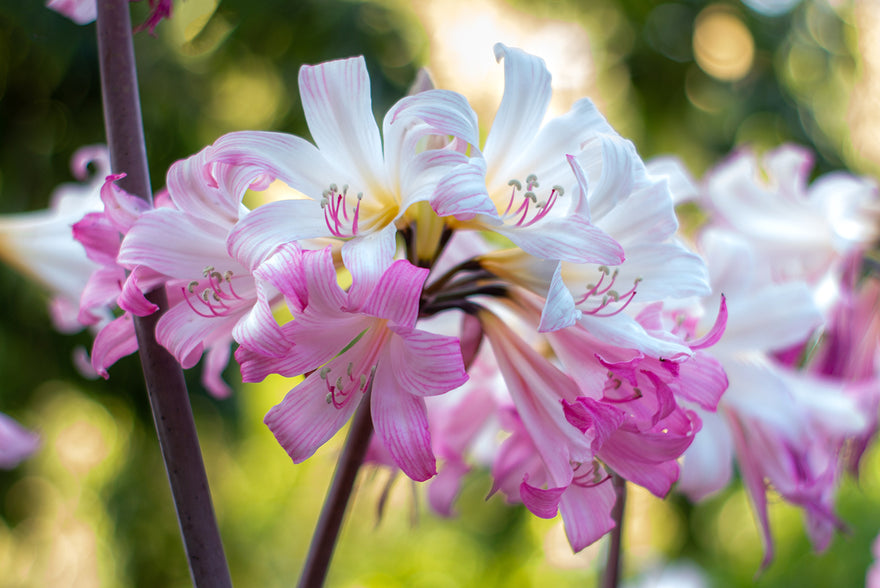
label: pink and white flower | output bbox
[0,413,40,469]
[240,244,468,482]
[0,145,108,334]
[214,55,484,276]
[677,230,869,566]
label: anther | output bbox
[507,179,522,190]
[552,185,565,196]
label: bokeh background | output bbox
[1,0,879,586]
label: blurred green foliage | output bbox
[0,0,877,586]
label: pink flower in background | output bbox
[676,230,869,566]
[47,0,172,34]
[242,244,468,482]
[0,413,40,469]
[0,145,107,334]
[700,144,879,288]
[112,145,291,398]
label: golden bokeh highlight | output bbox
[413,0,596,124]
[693,5,755,82]
[849,0,880,173]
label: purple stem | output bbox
[298,387,374,588]
[95,1,232,585]
[602,473,627,588]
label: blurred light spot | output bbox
[209,59,284,130]
[693,6,755,81]
[414,0,595,122]
[848,0,880,171]
[736,111,788,148]
[785,42,828,88]
[56,419,109,476]
[165,0,227,57]
[685,66,729,113]
[712,489,762,565]
[645,4,695,63]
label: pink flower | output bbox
[676,230,868,567]
[240,244,468,482]
[700,144,879,287]
[112,145,290,398]
[0,413,40,469]
[0,145,108,334]
[47,0,172,34]
[213,55,483,276]
[434,45,710,356]
[431,44,625,266]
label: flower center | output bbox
[321,362,377,409]
[321,183,363,238]
[501,173,565,228]
[181,266,245,318]
[576,266,641,317]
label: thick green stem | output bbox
[95,2,231,585]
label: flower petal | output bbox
[388,327,468,396]
[227,199,328,271]
[371,360,436,481]
[90,314,139,378]
[483,44,552,181]
[559,475,617,551]
[361,260,429,327]
[299,56,385,187]
[264,374,361,463]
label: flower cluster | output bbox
[658,145,880,565]
[2,41,878,565]
[72,44,727,550]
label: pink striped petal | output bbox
[228,200,328,271]
[299,57,385,187]
[559,475,617,551]
[483,44,552,181]
[360,260,428,327]
[264,374,362,463]
[371,360,436,481]
[520,476,567,519]
[91,314,139,378]
[388,327,468,396]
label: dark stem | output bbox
[95,2,232,586]
[298,387,375,588]
[602,473,627,588]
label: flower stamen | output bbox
[502,174,564,228]
[321,183,363,238]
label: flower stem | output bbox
[298,387,374,588]
[602,473,627,588]
[95,2,232,586]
